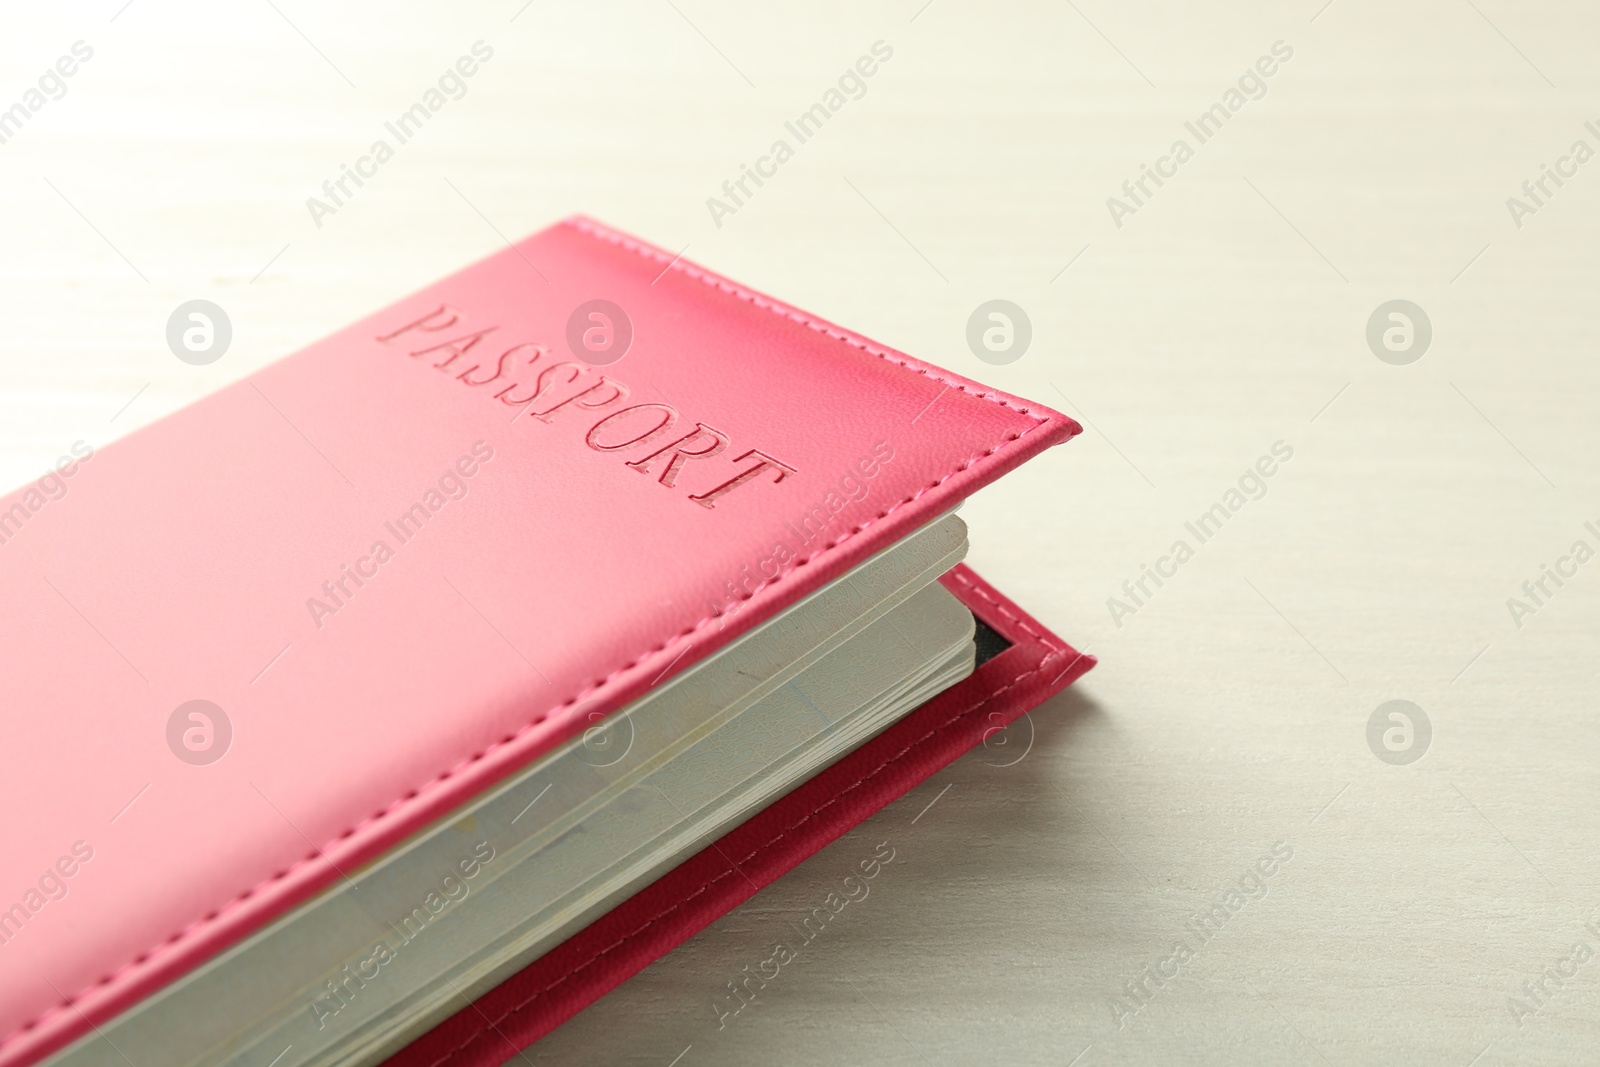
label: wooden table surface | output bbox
[4,2,1598,1064]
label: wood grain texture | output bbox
[2,2,1596,1065]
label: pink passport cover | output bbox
[0,216,1077,1066]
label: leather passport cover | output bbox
[383,563,1093,1067]
[0,217,1079,1066]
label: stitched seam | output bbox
[417,649,1063,1067]
[0,226,1059,1050]
[563,216,1054,425]
[944,569,1064,656]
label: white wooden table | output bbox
[4,2,1597,1063]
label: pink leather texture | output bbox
[383,563,1094,1067]
[0,216,1077,1066]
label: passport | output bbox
[0,216,1093,1067]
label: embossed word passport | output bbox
[0,217,1093,1067]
